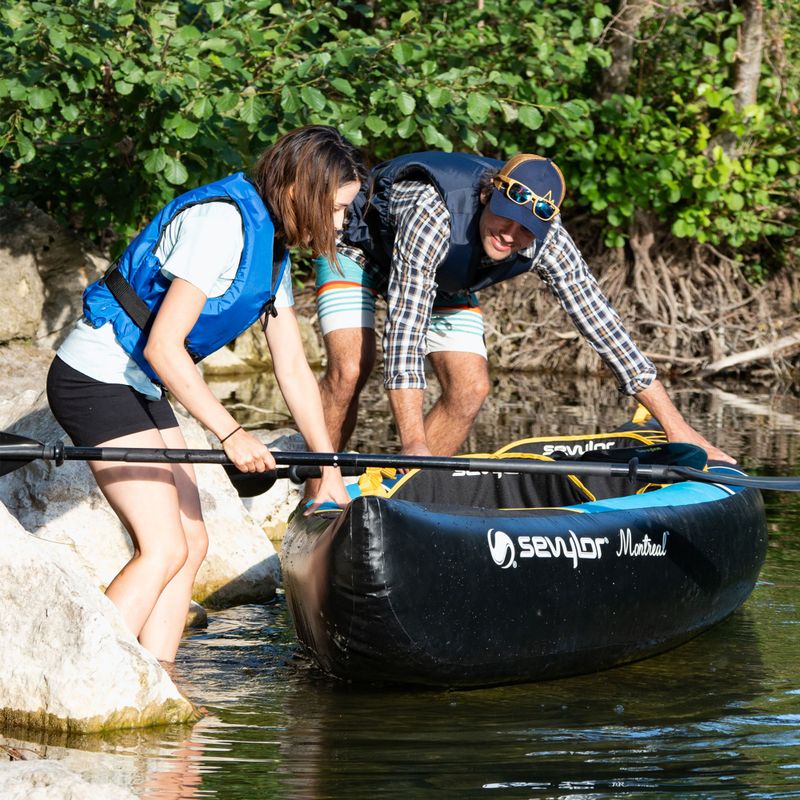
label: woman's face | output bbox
[333,181,361,232]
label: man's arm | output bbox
[534,223,734,463]
[635,379,735,463]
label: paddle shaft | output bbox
[3,434,796,491]
[0,439,732,486]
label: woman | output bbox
[47,125,364,663]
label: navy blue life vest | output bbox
[82,173,287,384]
[342,152,535,293]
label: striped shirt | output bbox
[341,181,657,394]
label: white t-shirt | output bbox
[58,202,293,399]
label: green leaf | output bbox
[28,88,56,110]
[725,193,744,211]
[3,4,27,28]
[115,80,134,95]
[423,124,452,151]
[365,115,387,133]
[397,91,416,115]
[399,10,418,26]
[467,92,491,123]
[240,95,266,125]
[280,86,301,113]
[518,106,543,130]
[427,87,451,109]
[142,148,168,174]
[48,28,67,49]
[15,133,36,163]
[396,117,417,138]
[174,117,199,139]
[164,157,189,185]
[200,37,234,54]
[392,42,415,65]
[189,97,213,119]
[216,91,239,113]
[330,77,354,97]
[300,86,327,112]
[206,2,225,22]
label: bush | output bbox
[1,0,797,270]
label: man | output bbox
[315,151,733,462]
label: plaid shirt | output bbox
[341,181,657,394]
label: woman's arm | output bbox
[143,278,275,472]
[265,305,350,508]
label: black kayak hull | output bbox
[282,476,767,687]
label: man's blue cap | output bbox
[488,154,566,241]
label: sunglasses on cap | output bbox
[492,175,560,222]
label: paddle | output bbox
[1,430,799,494]
[0,431,347,496]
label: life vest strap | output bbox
[102,262,154,332]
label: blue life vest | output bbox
[82,173,287,383]
[343,152,535,293]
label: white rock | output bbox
[0,505,196,732]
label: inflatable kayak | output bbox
[281,422,768,688]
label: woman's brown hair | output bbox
[250,125,365,265]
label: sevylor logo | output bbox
[487,529,516,569]
[487,528,609,569]
[542,440,618,457]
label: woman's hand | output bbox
[222,427,277,473]
[303,466,351,515]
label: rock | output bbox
[0,203,106,350]
[0,761,137,799]
[243,430,308,540]
[0,505,197,733]
[201,344,260,376]
[185,601,208,630]
[208,310,325,376]
[0,211,46,343]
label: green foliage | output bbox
[0,0,797,271]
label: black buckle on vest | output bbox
[260,298,279,333]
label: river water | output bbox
[6,372,800,798]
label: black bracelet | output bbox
[220,425,242,443]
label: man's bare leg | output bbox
[425,351,491,455]
[318,327,376,450]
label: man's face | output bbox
[478,202,535,261]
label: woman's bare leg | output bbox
[89,426,207,662]
[138,426,208,661]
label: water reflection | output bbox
[0,720,207,799]
[162,591,799,800]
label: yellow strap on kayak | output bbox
[358,466,398,497]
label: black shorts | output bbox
[46,356,179,446]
